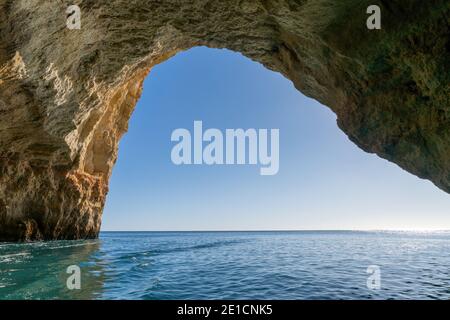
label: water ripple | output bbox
[1,231,450,299]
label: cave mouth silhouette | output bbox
[100,47,450,233]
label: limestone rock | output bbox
[0,0,448,241]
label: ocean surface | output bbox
[1,231,450,300]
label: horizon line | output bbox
[100,229,450,232]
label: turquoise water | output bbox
[1,231,450,300]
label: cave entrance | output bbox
[100,47,450,232]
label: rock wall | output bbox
[0,0,448,241]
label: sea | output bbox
[1,231,450,300]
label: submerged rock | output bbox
[0,1,448,241]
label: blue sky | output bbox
[102,47,450,231]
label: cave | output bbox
[0,0,448,241]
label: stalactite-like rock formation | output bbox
[0,0,448,241]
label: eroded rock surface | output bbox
[0,0,449,241]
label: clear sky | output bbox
[101,47,450,231]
